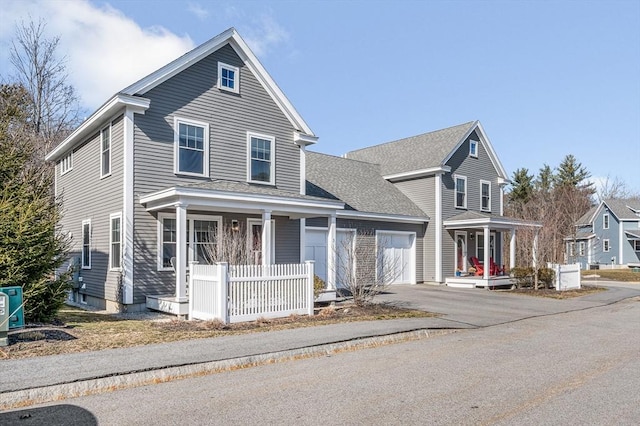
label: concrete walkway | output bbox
[1,281,638,409]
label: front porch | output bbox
[445,275,514,289]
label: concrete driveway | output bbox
[376,282,640,328]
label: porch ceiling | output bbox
[139,181,344,218]
[443,211,542,230]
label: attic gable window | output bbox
[469,140,478,158]
[603,214,609,229]
[218,62,239,93]
[61,152,73,175]
[174,117,209,177]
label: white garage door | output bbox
[377,231,415,285]
[305,228,354,289]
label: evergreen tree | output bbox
[555,154,593,189]
[535,164,554,194]
[508,168,534,204]
[0,84,70,322]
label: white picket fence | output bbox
[549,263,581,291]
[189,261,315,323]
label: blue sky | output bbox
[2,0,639,193]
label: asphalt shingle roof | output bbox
[179,180,336,203]
[305,152,428,218]
[344,121,476,176]
[604,198,640,220]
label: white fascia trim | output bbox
[443,217,543,229]
[336,210,429,224]
[46,94,150,162]
[384,166,451,182]
[121,28,316,138]
[140,187,344,213]
[294,132,318,147]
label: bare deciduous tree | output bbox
[334,229,404,305]
[8,18,81,151]
[202,223,253,265]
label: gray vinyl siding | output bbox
[132,43,302,302]
[393,177,436,282]
[443,131,501,218]
[591,205,619,265]
[439,131,503,275]
[57,114,125,307]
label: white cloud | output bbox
[187,2,209,20]
[240,15,289,57]
[1,0,194,110]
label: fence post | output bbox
[305,260,315,317]
[188,261,198,320]
[217,262,229,324]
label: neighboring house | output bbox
[46,28,538,313]
[568,199,640,269]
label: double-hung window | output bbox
[247,132,275,184]
[110,213,122,270]
[603,239,610,252]
[578,241,585,256]
[158,214,221,270]
[603,214,609,229]
[480,180,491,212]
[174,117,209,177]
[218,62,239,93]
[82,219,91,269]
[455,175,467,209]
[101,125,111,178]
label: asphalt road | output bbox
[4,295,638,425]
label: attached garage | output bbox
[304,228,354,289]
[377,231,416,285]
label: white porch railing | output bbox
[189,261,315,323]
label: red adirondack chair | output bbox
[469,256,484,276]
[490,258,505,276]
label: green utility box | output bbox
[0,286,25,329]
[0,293,8,346]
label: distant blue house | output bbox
[567,199,640,269]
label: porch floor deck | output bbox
[445,275,514,289]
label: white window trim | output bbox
[578,241,585,256]
[454,174,467,209]
[469,140,478,158]
[476,232,497,260]
[603,239,610,252]
[603,213,609,230]
[480,180,491,212]
[61,152,73,175]
[100,123,112,179]
[109,212,122,271]
[247,131,276,185]
[568,242,575,257]
[81,219,91,270]
[157,213,222,271]
[173,116,210,177]
[217,62,240,94]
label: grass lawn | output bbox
[581,269,640,282]
[1,303,435,360]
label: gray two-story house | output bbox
[47,28,537,313]
[568,199,640,269]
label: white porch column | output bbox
[262,210,273,265]
[509,228,516,270]
[326,214,337,290]
[483,225,490,280]
[435,173,443,283]
[299,218,306,263]
[175,203,188,302]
